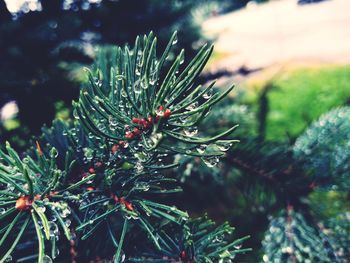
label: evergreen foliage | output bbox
[0,32,250,262]
[228,106,350,262]
[262,208,341,263]
[294,107,350,190]
[176,97,350,262]
[325,212,350,260]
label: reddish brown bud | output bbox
[36,141,43,156]
[141,119,152,129]
[180,250,186,260]
[120,197,134,211]
[49,191,58,197]
[125,201,134,211]
[125,132,135,139]
[111,144,120,154]
[132,117,142,124]
[95,161,103,168]
[15,196,32,211]
[163,109,171,118]
[111,194,119,203]
[89,168,96,174]
[119,141,128,148]
[132,128,141,136]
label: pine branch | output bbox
[294,106,350,191]
[0,32,250,262]
[262,207,342,263]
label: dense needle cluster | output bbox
[0,32,250,262]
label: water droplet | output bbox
[43,255,53,263]
[135,162,144,173]
[141,78,148,90]
[149,71,157,85]
[137,50,143,61]
[234,244,242,249]
[135,68,141,76]
[203,88,213,99]
[109,115,118,125]
[135,51,143,76]
[183,126,198,137]
[60,207,71,218]
[97,122,106,131]
[120,141,129,148]
[179,52,185,65]
[133,80,141,94]
[196,144,207,154]
[135,182,150,191]
[216,142,232,152]
[121,89,127,97]
[52,247,59,259]
[65,219,72,227]
[172,35,178,45]
[48,221,59,237]
[0,208,6,214]
[38,206,46,213]
[202,156,219,167]
[113,252,126,262]
[185,102,198,111]
[72,109,80,120]
[179,115,190,124]
[155,108,164,117]
[214,234,224,242]
[83,148,94,161]
[50,147,58,158]
[147,133,163,147]
[94,78,102,88]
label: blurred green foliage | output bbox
[266,66,350,140]
[294,106,350,190]
[244,66,350,141]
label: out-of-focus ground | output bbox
[203,0,350,74]
[201,0,350,142]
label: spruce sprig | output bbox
[0,142,74,263]
[0,32,249,262]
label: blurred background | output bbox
[1,0,350,262]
